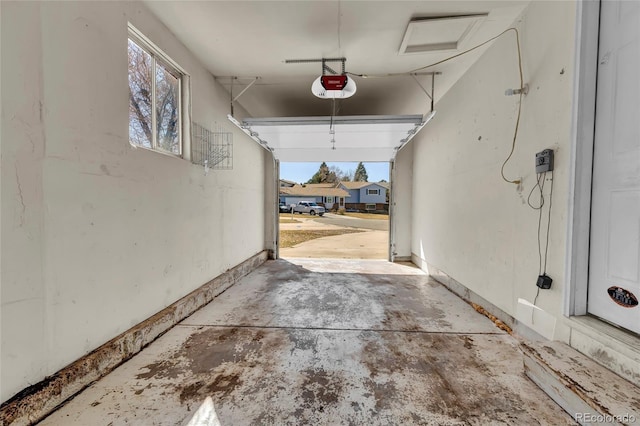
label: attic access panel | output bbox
[400,14,488,54]
[232,115,426,162]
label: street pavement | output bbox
[313,213,389,231]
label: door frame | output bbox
[389,159,396,262]
[565,0,600,317]
[274,163,394,260]
[274,158,281,259]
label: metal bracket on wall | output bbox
[216,76,261,116]
[410,71,441,113]
[285,57,347,75]
[505,83,529,96]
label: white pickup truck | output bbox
[292,201,325,216]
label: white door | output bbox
[588,1,640,333]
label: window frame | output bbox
[128,24,188,158]
[367,188,379,195]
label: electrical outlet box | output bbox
[535,149,554,173]
[536,274,553,289]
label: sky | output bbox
[280,162,390,184]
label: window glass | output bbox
[128,39,152,148]
[155,62,180,154]
[127,31,184,156]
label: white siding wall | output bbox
[1,1,267,402]
[410,1,576,342]
[360,184,387,204]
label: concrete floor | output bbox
[40,259,574,425]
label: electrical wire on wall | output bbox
[527,170,554,307]
[347,27,526,185]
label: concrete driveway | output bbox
[279,214,389,259]
[280,230,388,259]
[40,259,573,425]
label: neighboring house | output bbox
[279,183,350,211]
[338,181,389,212]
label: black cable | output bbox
[533,287,541,307]
[527,173,545,210]
[526,172,546,274]
[534,175,544,311]
[543,171,554,274]
[532,172,546,308]
[536,174,547,276]
[533,170,554,308]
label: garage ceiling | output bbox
[144,1,530,161]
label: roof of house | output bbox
[280,184,350,198]
[306,183,336,188]
[279,179,297,187]
[340,181,388,190]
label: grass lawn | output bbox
[342,212,389,220]
[280,229,365,248]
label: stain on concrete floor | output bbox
[40,259,574,425]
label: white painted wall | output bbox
[1,1,268,402]
[410,1,576,342]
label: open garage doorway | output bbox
[228,114,428,262]
[278,161,390,260]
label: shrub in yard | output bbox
[337,208,346,215]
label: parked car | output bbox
[279,202,292,213]
[293,201,325,216]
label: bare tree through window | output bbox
[128,36,181,155]
[128,39,152,148]
[155,63,179,153]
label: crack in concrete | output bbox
[14,163,26,227]
[177,323,505,336]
